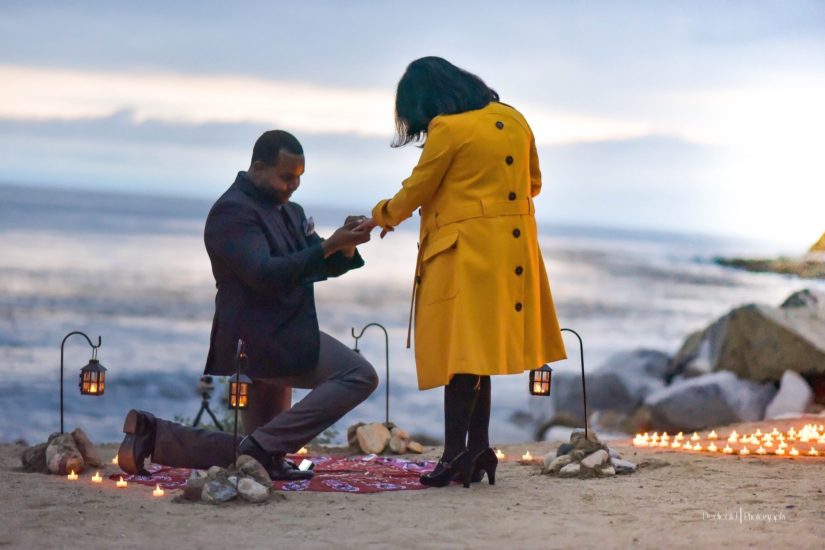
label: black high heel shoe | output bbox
[468,448,498,485]
[420,451,473,488]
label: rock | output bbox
[20,443,50,473]
[347,422,366,447]
[390,427,410,441]
[607,447,622,460]
[644,371,776,432]
[202,480,237,504]
[406,441,424,454]
[388,434,407,454]
[580,449,609,470]
[765,370,814,419]
[611,458,637,474]
[598,465,616,476]
[45,434,85,475]
[671,290,825,381]
[570,449,586,462]
[555,443,574,457]
[206,466,225,480]
[355,423,391,454]
[544,454,572,473]
[570,430,605,455]
[236,455,272,486]
[558,463,581,477]
[182,478,206,501]
[237,478,270,503]
[70,428,101,468]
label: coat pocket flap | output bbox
[422,232,459,262]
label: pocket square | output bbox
[303,216,316,236]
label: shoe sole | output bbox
[118,410,149,475]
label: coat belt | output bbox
[406,198,534,348]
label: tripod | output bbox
[192,375,224,431]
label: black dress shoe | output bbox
[118,409,157,476]
[237,436,313,481]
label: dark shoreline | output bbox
[714,256,825,279]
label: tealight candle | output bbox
[153,484,165,497]
[67,470,79,481]
[521,451,533,463]
[671,441,681,449]
[112,455,119,465]
[789,447,799,457]
[675,432,684,441]
[296,447,309,456]
[708,442,718,452]
[494,448,506,460]
[771,428,780,437]
[116,476,128,488]
[708,430,718,440]
[739,447,750,456]
[691,432,700,442]
[755,429,762,437]
[723,445,733,454]
[692,443,703,451]
[775,448,786,456]
[91,472,103,483]
[808,447,819,457]
[756,446,766,455]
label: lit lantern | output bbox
[227,372,252,410]
[79,358,107,396]
[528,365,552,396]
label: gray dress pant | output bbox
[152,332,378,469]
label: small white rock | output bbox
[237,478,270,503]
[598,465,616,476]
[545,454,573,473]
[580,449,609,470]
[559,463,581,477]
[611,458,637,474]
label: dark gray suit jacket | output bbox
[203,172,363,378]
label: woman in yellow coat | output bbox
[369,57,567,487]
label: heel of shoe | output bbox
[123,409,139,434]
[472,448,498,486]
[457,453,473,489]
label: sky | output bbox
[1,0,824,247]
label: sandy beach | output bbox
[3,418,825,549]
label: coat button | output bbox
[515,302,523,312]
[506,155,514,165]
[496,121,504,129]
[512,228,521,238]
[515,266,523,275]
[416,275,422,284]
[508,192,516,200]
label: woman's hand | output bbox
[353,217,393,238]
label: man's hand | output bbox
[321,217,373,258]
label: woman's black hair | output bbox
[393,56,499,147]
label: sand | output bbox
[2,418,825,549]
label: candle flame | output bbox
[708,430,718,440]
[789,447,800,456]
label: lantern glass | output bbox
[79,359,107,396]
[228,374,252,410]
[529,365,552,396]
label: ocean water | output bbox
[1,183,822,446]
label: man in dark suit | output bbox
[118,130,378,480]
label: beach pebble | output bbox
[20,443,50,473]
[598,465,616,476]
[390,427,410,441]
[570,431,605,455]
[202,480,237,504]
[206,466,225,480]
[236,455,272,486]
[611,458,637,475]
[608,447,622,460]
[181,478,207,501]
[237,478,270,503]
[356,423,391,454]
[388,434,407,454]
[558,463,581,477]
[580,449,609,470]
[545,454,572,474]
[71,428,101,467]
[555,443,574,457]
[406,441,424,454]
[45,434,85,475]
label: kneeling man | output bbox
[118,130,378,480]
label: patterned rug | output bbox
[112,455,439,494]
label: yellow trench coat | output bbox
[372,102,567,390]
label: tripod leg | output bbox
[192,404,206,427]
[205,405,224,432]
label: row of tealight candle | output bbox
[633,424,825,457]
[66,454,165,496]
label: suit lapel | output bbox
[283,203,308,249]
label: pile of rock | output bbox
[529,289,825,436]
[542,431,636,478]
[347,422,425,455]
[177,455,282,505]
[20,428,101,475]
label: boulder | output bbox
[570,430,606,455]
[347,422,366,447]
[544,454,572,473]
[70,428,101,468]
[388,434,407,454]
[20,443,50,474]
[765,370,814,419]
[644,371,776,432]
[580,449,609,470]
[611,458,637,475]
[406,441,424,454]
[671,289,825,382]
[390,427,410,441]
[237,478,270,503]
[45,434,85,475]
[206,466,225,480]
[355,423,391,454]
[555,443,574,457]
[236,455,272,486]
[181,477,207,501]
[202,479,237,504]
[558,463,581,477]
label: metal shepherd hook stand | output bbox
[60,331,102,434]
[351,323,390,424]
[561,328,589,439]
[233,339,248,465]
